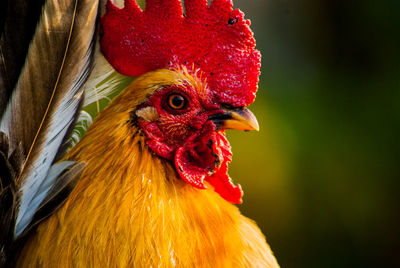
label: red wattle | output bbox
[174,127,243,203]
[205,131,243,204]
[175,146,207,189]
[206,162,243,204]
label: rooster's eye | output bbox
[167,94,186,110]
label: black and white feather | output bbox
[0,0,99,265]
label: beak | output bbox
[209,107,259,131]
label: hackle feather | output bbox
[17,71,279,267]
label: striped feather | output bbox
[0,0,99,251]
[0,0,47,115]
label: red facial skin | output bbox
[137,83,243,204]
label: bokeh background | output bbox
[227,0,400,267]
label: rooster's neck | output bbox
[17,100,277,267]
[18,110,251,266]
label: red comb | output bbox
[101,0,261,107]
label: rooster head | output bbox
[100,0,261,204]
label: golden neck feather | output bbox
[56,100,246,267]
[43,71,240,266]
[16,69,278,267]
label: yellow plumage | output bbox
[17,70,279,267]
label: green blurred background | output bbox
[227,0,400,267]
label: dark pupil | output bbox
[171,95,184,108]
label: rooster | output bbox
[0,0,279,267]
